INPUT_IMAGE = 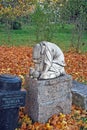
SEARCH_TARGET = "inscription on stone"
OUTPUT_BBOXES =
[0,91,26,109]
[0,96,24,109]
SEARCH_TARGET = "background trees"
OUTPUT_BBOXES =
[0,0,87,52]
[0,0,35,29]
[31,0,57,42]
[60,0,87,51]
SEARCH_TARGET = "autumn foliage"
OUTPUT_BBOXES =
[65,51,87,83]
[0,46,87,84]
[18,105,87,130]
[0,46,87,130]
[0,46,34,84]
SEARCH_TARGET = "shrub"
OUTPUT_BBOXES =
[11,21,22,30]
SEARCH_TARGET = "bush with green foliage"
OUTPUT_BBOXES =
[30,1,56,42]
[11,21,21,30]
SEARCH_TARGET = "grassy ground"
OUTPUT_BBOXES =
[0,23,87,52]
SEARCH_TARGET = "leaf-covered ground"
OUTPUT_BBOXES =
[65,51,87,84]
[0,46,87,83]
[0,46,87,130]
[17,105,87,130]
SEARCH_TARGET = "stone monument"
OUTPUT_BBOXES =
[72,80,87,110]
[25,41,72,123]
[0,74,26,130]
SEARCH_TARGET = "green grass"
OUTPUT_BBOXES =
[0,24,36,46]
[0,23,87,52]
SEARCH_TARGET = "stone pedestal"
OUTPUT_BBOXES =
[25,74,72,123]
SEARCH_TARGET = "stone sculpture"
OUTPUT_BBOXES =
[30,41,66,79]
[25,42,72,123]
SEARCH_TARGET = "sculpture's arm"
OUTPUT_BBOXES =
[42,49,53,73]
[43,63,52,73]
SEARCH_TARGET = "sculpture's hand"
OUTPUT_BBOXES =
[33,71,40,79]
[39,72,47,79]
[29,68,40,79]
[29,67,35,76]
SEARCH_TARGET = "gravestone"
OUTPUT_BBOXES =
[72,80,87,110]
[0,74,26,130]
[25,74,72,123]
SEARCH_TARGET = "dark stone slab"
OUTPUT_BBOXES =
[0,74,26,130]
[72,80,87,110]
[0,108,19,130]
[0,74,21,91]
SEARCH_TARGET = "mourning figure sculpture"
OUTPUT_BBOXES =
[29,41,66,79]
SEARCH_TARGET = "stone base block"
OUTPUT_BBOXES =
[25,74,72,123]
[72,80,87,110]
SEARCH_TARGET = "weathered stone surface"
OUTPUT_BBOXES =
[72,80,87,110]
[25,74,72,123]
